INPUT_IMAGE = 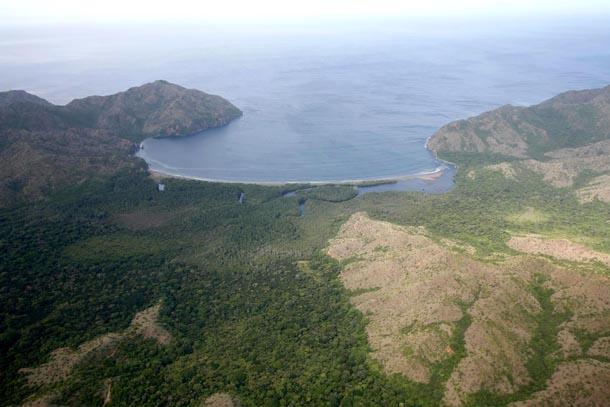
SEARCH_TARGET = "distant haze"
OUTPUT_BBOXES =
[1,7,610,182]
[1,0,610,24]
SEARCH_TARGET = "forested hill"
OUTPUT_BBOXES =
[64,80,242,141]
[0,80,242,139]
[428,84,610,161]
[0,81,241,206]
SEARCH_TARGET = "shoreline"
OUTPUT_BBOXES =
[148,166,450,186]
[144,128,456,187]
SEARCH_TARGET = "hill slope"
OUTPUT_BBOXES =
[428,85,610,160]
[0,81,241,205]
[429,84,610,201]
[3,83,610,407]
[329,212,610,406]
[65,80,242,141]
[0,90,52,107]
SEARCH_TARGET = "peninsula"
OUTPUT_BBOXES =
[0,80,241,205]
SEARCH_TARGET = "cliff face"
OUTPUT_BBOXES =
[0,81,242,205]
[428,85,610,160]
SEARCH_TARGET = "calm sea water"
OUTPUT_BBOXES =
[2,17,610,182]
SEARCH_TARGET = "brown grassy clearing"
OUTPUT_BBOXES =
[126,303,172,345]
[509,359,610,407]
[19,303,170,406]
[201,393,239,407]
[508,235,610,266]
[19,333,121,387]
[577,173,610,203]
[328,213,541,405]
[328,213,610,406]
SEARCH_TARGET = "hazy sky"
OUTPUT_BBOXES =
[1,0,609,24]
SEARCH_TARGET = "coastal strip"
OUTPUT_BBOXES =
[147,166,451,186]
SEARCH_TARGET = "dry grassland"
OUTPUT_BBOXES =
[328,212,610,406]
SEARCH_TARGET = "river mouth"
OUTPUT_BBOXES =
[277,166,456,216]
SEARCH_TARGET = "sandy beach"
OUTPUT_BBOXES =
[148,166,448,186]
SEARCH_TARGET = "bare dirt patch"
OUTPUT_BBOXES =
[510,359,610,407]
[483,162,518,180]
[329,213,610,406]
[19,394,55,407]
[527,153,610,188]
[201,393,239,407]
[521,139,610,188]
[464,139,610,189]
[550,267,610,318]
[577,173,610,203]
[19,333,121,387]
[508,235,610,266]
[467,153,610,190]
[19,303,171,405]
[588,336,610,359]
[440,238,476,255]
[127,303,172,345]
[556,329,583,358]
[102,379,112,406]
[520,159,574,187]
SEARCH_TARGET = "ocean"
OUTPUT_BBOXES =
[2,17,610,182]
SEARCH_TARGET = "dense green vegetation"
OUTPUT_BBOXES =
[0,81,241,205]
[0,166,424,406]
[295,185,358,203]
[3,146,610,406]
[52,255,433,407]
[349,164,610,259]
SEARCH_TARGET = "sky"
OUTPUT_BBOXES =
[1,0,609,24]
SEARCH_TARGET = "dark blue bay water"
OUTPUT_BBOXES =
[2,17,610,183]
